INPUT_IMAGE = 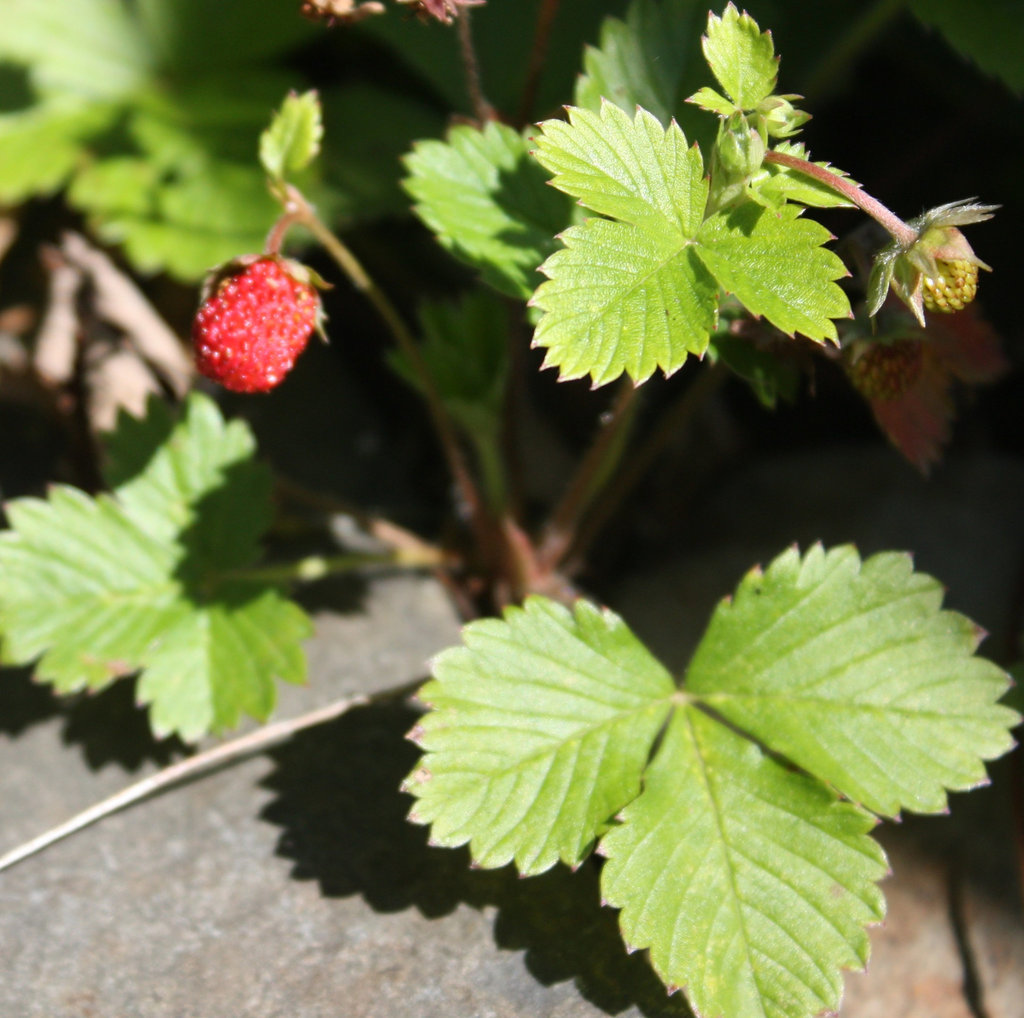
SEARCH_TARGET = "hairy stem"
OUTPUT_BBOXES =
[517,0,562,126]
[457,9,495,122]
[278,187,488,548]
[537,381,639,570]
[569,362,727,569]
[0,680,423,874]
[764,149,918,247]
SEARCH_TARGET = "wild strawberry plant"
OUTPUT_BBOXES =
[0,3,1019,1018]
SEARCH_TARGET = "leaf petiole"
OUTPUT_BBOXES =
[764,148,918,247]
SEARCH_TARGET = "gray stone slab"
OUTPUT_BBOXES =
[2,450,1022,1018]
[0,572,684,1018]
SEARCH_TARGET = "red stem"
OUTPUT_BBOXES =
[517,0,562,126]
[764,149,918,247]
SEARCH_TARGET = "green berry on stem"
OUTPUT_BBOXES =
[192,256,323,394]
[922,257,979,313]
[845,340,924,401]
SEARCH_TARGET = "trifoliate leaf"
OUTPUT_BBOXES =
[695,202,850,343]
[531,104,717,384]
[701,3,779,111]
[574,0,707,128]
[259,90,323,183]
[600,706,887,1018]
[403,597,675,875]
[686,545,1020,816]
[0,393,311,741]
[403,121,573,299]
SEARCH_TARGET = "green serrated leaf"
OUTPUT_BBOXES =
[105,393,273,570]
[259,90,323,182]
[695,202,850,343]
[0,393,311,741]
[531,217,718,385]
[534,103,705,234]
[404,596,675,875]
[574,0,707,127]
[686,545,1020,816]
[403,121,573,299]
[601,705,887,1018]
[702,3,779,110]
[531,104,717,385]
[687,84,738,116]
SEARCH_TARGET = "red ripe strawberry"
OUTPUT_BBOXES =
[192,256,321,393]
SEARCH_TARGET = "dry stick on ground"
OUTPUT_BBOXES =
[0,678,425,875]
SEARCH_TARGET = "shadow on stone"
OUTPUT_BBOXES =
[0,665,61,735]
[0,666,186,771]
[60,675,186,771]
[259,700,692,1018]
[291,570,370,616]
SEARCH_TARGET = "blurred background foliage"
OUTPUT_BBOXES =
[0,0,1022,512]
[1,0,1021,279]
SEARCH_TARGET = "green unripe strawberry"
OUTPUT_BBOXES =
[867,199,996,325]
[845,340,924,401]
[922,258,979,313]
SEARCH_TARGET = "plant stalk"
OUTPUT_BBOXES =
[568,362,727,570]
[537,381,639,570]
[764,149,918,247]
[517,0,562,126]
[457,9,495,122]
[278,186,489,552]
